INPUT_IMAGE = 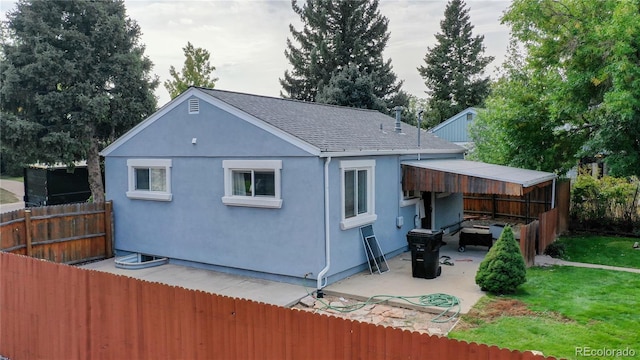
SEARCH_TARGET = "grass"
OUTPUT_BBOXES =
[0,187,19,204]
[555,235,640,269]
[449,266,640,360]
[0,175,23,182]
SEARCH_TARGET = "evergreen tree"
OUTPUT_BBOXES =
[281,0,406,112]
[0,0,158,202]
[418,0,493,123]
[475,226,527,294]
[164,41,218,99]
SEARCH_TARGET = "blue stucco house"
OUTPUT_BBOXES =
[101,88,555,292]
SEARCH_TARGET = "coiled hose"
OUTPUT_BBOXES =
[313,292,460,323]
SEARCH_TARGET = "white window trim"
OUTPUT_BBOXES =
[126,159,172,201]
[400,188,420,207]
[339,160,377,230]
[222,159,283,209]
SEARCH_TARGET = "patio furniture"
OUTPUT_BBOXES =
[458,227,493,252]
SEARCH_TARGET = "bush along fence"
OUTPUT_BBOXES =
[0,252,553,360]
[570,174,640,233]
[0,201,113,264]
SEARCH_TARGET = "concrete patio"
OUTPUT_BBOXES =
[81,230,489,313]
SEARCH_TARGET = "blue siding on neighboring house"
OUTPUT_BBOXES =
[429,108,477,144]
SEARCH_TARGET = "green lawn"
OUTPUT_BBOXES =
[449,267,640,360]
[0,175,23,182]
[556,235,640,269]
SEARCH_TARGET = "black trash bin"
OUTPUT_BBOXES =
[407,229,443,279]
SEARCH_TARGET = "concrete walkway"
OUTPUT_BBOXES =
[0,179,25,214]
[535,254,640,274]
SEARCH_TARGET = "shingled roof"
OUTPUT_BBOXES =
[199,88,464,154]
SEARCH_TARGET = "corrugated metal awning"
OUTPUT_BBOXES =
[402,159,557,196]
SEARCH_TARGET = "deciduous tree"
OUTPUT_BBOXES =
[0,0,158,202]
[473,0,640,177]
[164,41,218,99]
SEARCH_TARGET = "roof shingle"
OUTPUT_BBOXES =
[199,88,464,154]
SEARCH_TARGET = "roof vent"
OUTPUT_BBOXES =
[394,106,403,133]
[188,98,200,114]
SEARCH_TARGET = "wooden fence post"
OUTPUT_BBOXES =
[24,209,33,257]
[104,201,113,258]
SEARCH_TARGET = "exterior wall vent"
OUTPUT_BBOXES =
[188,98,200,114]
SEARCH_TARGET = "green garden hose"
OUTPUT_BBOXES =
[313,292,460,323]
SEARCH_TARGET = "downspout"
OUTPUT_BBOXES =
[417,110,423,161]
[551,178,556,209]
[317,156,332,298]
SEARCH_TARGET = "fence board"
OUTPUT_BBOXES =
[539,208,559,254]
[0,252,555,360]
[520,221,538,267]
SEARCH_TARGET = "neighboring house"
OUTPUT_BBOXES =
[428,107,477,151]
[101,88,555,292]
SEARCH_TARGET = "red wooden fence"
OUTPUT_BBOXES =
[0,252,553,360]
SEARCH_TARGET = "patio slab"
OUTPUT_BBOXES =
[81,232,490,313]
[80,258,310,307]
[324,233,488,314]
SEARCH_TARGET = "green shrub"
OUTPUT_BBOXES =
[475,225,527,294]
[543,242,566,258]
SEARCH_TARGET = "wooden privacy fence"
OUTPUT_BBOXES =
[465,180,570,227]
[0,252,553,360]
[519,208,559,267]
[0,201,113,264]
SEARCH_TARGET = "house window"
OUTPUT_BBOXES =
[466,113,473,121]
[126,159,172,201]
[188,98,200,114]
[222,160,282,208]
[400,188,420,207]
[340,160,376,230]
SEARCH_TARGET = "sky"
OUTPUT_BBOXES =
[1,0,512,107]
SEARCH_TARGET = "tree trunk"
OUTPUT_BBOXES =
[87,138,105,203]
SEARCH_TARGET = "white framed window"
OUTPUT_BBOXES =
[126,159,172,201]
[222,160,282,208]
[340,160,376,230]
[400,188,420,207]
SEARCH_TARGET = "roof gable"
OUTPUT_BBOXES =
[102,87,464,157]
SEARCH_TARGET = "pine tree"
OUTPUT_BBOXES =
[0,0,158,202]
[418,0,493,123]
[281,0,406,112]
[164,42,218,99]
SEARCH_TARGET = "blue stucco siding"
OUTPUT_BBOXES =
[103,93,467,285]
[106,155,326,280]
[323,155,422,281]
[433,192,464,232]
[106,97,314,158]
